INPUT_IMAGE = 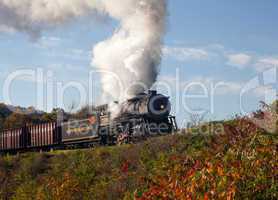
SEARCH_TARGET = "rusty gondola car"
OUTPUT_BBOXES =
[0,90,177,153]
[0,123,60,153]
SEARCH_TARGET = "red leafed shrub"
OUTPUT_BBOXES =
[135,115,277,200]
[121,161,130,173]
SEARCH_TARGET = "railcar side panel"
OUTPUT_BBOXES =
[62,115,99,142]
[0,128,24,151]
[28,123,57,148]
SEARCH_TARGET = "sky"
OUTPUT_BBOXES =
[0,0,277,126]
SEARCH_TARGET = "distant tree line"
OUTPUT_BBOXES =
[0,103,96,131]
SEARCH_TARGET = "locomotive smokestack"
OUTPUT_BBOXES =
[0,0,168,103]
[149,90,157,96]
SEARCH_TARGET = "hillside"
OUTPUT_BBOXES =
[0,103,95,131]
[0,117,277,200]
[0,103,51,130]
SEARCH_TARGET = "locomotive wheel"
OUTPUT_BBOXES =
[88,143,95,149]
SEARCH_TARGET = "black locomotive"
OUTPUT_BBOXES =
[0,90,177,153]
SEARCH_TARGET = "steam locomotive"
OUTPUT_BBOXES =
[0,90,177,153]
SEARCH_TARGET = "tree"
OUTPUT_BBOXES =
[4,113,26,129]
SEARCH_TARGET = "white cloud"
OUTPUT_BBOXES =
[33,35,90,61]
[253,86,272,97]
[157,74,243,96]
[46,63,87,72]
[163,46,209,61]
[226,53,252,68]
[260,57,278,66]
[186,77,275,98]
[68,49,91,60]
[45,48,91,61]
[213,81,243,95]
[36,36,61,49]
[187,77,243,95]
[157,72,277,101]
[255,57,278,71]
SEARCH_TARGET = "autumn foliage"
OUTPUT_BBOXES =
[136,119,277,200]
[0,110,277,199]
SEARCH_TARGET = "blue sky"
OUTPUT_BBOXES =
[0,0,277,125]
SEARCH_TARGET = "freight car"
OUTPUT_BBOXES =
[0,90,177,153]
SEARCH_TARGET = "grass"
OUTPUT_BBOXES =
[0,118,277,200]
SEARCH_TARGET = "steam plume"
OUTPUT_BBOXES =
[0,0,167,102]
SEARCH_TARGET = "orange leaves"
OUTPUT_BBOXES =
[226,185,236,200]
[205,161,213,174]
[138,120,277,200]
[185,168,196,179]
[136,186,167,200]
[45,172,82,200]
[204,193,209,200]
[217,165,224,176]
[230,172,240,180]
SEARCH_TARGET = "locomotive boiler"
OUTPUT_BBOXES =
[118,90,171,118]
[0,90,177,153]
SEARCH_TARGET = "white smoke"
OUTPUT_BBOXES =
[0,0,100,37]
[0,0,167,102]
[92,0,167,102]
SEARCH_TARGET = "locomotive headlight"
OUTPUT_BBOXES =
[148,94,171,117]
